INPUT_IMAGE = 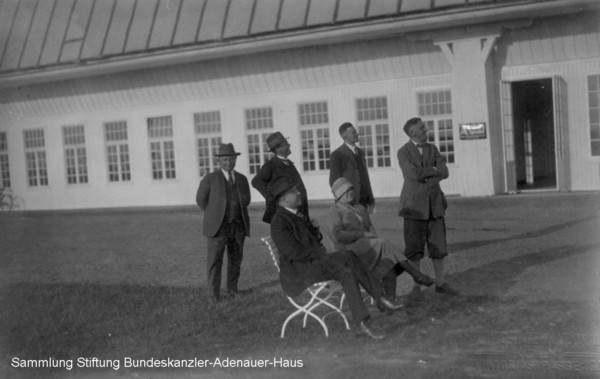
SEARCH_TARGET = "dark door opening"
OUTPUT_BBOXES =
[511,79,557,190]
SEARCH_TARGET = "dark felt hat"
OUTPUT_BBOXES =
[214,143,241,157]
[266,132,289,152]
[268,176,297,201]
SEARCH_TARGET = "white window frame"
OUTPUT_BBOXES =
[0,132,10,188]
[104,120,131,183]
[23,129,48,187]
[298,101,331,172]
[587,74,600,157]
[194,111,222,177]
[147,116,176,180]
[245,107,274,175]
[417,89,455,165]
[63,125,89,185]
[355,96,391,168]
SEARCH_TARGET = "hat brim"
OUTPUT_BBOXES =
[214,152,241,157]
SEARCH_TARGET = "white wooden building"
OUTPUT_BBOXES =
[0,0,599,210]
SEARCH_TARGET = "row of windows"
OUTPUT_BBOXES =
[0,92,457,188]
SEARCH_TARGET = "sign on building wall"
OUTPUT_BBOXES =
[459,122,487,140]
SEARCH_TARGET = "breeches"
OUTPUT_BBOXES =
[403,217,448,260]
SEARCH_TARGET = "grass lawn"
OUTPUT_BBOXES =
[1,192,600,378]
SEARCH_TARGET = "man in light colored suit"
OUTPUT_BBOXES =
[196,143,251,301]
[329,122,375,214]
[397,118,459,296]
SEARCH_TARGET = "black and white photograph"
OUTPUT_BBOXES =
[1,0,599,378]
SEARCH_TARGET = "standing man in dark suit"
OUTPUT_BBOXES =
[251,131,309,224]
[269,176,403,340]
[397,118,458,296]
[196,143,251,302]
[329,122,375,214]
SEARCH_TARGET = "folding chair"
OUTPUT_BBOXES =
[261,236,350,338]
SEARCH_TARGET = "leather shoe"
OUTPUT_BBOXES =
[435,282,460,296]
[356,320,385,340]
[398,261,435,287]
[376,296,404,312]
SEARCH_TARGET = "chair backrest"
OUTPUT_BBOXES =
[261,236,281,273]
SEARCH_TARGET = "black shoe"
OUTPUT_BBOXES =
[435,283,460,296]
[399,261,435,287]
[376,296,404,313]
[355,320,385,340]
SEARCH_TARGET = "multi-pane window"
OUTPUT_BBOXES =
[246,107,274,174]
[418,90,455,164]
[63,125,89,184]
[104,121,131,182]
[356,96,391,168]
[195,111,222,177]
[298,102,330,171]
[148,116,176,180]
[23,129,48,186]
[588,74,600,156]
[0,132,10,188]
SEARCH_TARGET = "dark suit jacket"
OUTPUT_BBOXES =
[329,144,374,207]
[397,142,448,220]
[196,170,251,237]
[270,206,328,297]
[251,156,308,223]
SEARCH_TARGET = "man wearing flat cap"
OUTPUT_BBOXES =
[196,143,251,301]
[252,131,309,224]
[270,176,404,340]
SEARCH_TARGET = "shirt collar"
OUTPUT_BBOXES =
[221,169,234,181]
[283,206,297,215]
[345,143,357,153]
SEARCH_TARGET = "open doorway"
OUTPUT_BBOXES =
[511,79,556,190]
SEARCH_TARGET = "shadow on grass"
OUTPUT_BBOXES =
[447,215,599,253]
[1,242,599,378]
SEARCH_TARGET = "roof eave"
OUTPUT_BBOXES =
[0,0,596,89]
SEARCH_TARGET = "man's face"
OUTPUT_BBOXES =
[342,126,359,144]
[409,122,428,144]
[276,140,291,157]
[338,188,355,204]
[280,186,302,208]
[218,156,237,172]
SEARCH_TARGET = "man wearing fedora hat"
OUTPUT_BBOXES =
[269,176,404,340]
[196,143,251,301]
[251,131,309,224]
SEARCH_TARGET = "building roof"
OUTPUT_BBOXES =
[0,0,597,87]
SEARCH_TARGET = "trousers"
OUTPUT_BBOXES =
[206,219,245,299]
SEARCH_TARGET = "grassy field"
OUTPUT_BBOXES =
[1,192,600,378]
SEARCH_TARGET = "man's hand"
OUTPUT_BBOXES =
[363,232,377,238]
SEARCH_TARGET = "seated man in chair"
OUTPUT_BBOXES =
[270,177,403,340]
[325,178,435,300]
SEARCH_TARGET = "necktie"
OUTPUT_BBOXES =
[228,172,234,185]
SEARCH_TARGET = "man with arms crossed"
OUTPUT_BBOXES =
[397,118,459,297]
